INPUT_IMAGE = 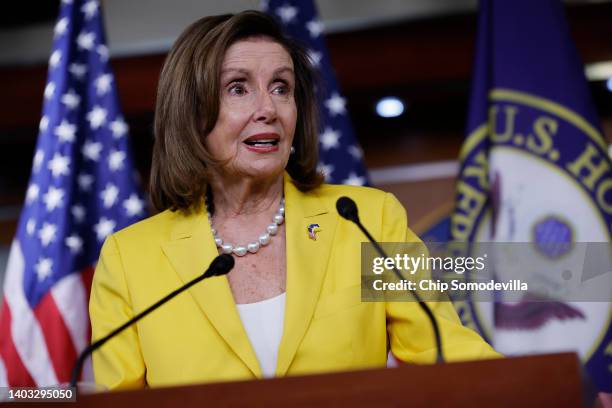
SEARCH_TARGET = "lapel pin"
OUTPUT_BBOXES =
[307,223,321,240]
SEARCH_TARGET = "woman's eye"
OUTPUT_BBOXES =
[272,85,289,95]
[228,84,246,95]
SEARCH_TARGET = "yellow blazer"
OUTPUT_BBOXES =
[90,173,499,389]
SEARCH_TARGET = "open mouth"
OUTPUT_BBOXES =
[243,139,279,147]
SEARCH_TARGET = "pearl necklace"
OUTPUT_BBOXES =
[207,198,285,257]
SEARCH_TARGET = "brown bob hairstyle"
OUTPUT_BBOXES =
[150,10,324,212]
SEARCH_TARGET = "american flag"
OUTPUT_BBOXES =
[0,0,146,386]
[263,0,370,185]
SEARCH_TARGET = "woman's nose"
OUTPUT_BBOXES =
[253,91,277,123]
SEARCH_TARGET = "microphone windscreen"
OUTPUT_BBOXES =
[336,196,359,223]
[210,254,235,276]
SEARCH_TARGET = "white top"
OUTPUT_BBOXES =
[236,292,286,378]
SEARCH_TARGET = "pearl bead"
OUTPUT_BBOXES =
[206,196,284,256]
[233,246,247,257]
[267,223,278,235]
[259,233,270,246]
[247,242,260,253]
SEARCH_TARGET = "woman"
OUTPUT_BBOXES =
[89,10,499,390]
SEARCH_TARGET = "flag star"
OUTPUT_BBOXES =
[307,49,322,67]
[108,149,126,171]
[54,17,68,37]
[81,0,99,19]
[86,105,107,129]
[49,50,62,69]
[324,92,347,116]
[61,89,81,110]
[123,194,144,217]
[44,82,56,100]
[96,44,109,62]
[77,31,96,50]
[33,150,44,172]
[306,19,324,38]
[348,145,364,160]
[100,183,120,208]
[69,63,87,80]
[47,153,71,177]
[110,118,128,138]
[94,217,116,241]
[276,4,298,24]
[26,184,40,203]
[38,222,58,247]
[78,174,94,191]
[35,258,53,282]
[39,116,49,133]
[26,219,36,235]
[94,73,113,96]
[71,205,86,222]
[82,140,103,161]
[43,186,65,211]
[343,172,366,186]
[320,127,340,150]
[317,163,334,181]
[54,119,77,143]
[65,234,83,254]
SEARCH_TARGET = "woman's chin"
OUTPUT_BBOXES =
[235,164,286,182]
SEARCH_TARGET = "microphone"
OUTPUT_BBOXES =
[70,254,235,388]
[336,196,445,363]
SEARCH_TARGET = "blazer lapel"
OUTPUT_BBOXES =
[160,210,261,377]
[276,174,338,375]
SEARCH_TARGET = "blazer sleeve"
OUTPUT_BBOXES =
[89,234,146,390]
[381,193,501,363]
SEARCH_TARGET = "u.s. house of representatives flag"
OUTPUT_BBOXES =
[263,0,370,186]
[451,0,611,391]
[0,0,146,386]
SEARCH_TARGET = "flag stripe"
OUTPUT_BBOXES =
[81,266,95,307]
[0,300,35,386]
[34,293,78,383]
[80,268,95,383]
[3,242,58,385]
[52,272,90,353]
[0,349,7,386]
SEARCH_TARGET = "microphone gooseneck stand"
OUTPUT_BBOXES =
[336,196,444,363]
[70,254,235,388]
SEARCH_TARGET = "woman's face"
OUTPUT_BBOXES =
[205,36,297,183]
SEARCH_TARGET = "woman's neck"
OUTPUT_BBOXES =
[208,172,284,218]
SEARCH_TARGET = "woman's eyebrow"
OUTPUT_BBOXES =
[221,67,250,77]
[220,66,294,78]
[273,67,294,76]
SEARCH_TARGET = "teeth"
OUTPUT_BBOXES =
[245,139,278,146]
